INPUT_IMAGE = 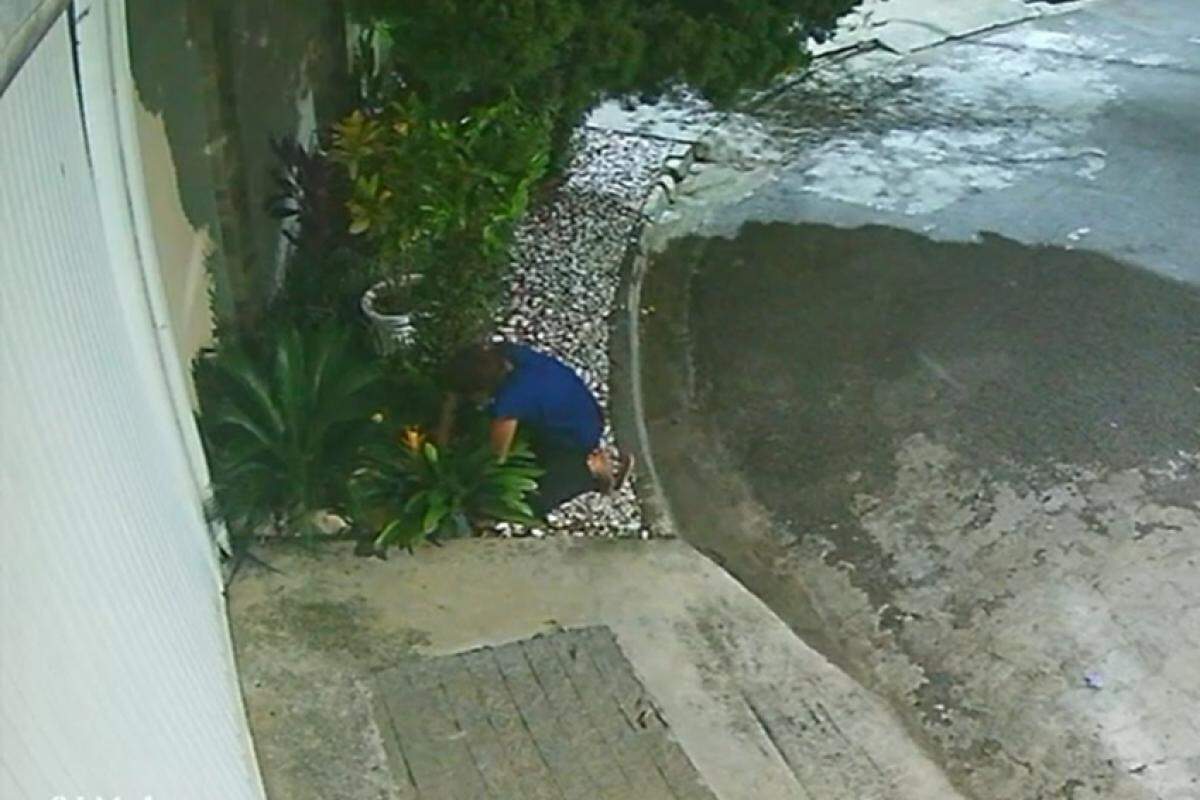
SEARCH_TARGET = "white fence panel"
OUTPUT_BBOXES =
[0,17,262,800]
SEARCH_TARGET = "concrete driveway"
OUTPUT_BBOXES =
[637,1,1200,798]
[228,539,961,800]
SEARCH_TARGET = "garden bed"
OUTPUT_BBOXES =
[193,2,859,554]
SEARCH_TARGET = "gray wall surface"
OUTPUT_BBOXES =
[0,0,68,95]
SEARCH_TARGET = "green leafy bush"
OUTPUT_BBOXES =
[264,136,373,327]
[194,325,387,540]
[350,430,543,551]
[348,0,863,163]
[331,92,550,363]
[404,239,507,367]
[331,93,550,276]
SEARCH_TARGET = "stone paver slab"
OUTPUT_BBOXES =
[371,627,716,800]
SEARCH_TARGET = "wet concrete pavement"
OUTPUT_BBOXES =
[691,225,1200,503]
[635,0,1200,798]
[653,0,1200,283]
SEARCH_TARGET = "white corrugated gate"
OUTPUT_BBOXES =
[0,7,263,799]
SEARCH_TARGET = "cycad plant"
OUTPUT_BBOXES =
[194,325,386,541]
[350,427,543,552]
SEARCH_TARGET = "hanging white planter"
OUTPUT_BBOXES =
[361,274,423,353]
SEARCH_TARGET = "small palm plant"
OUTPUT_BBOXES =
[350,427,543,552]
[194,325,386,541]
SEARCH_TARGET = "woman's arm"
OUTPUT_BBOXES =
[489,417,519,463]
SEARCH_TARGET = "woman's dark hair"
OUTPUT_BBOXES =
[446,343,508,396]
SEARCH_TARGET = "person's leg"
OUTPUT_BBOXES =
[528,440,601,518]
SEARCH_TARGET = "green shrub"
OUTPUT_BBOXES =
[376,355,444,429]
[347,0,863,164]
[331,92,551,363]
[404,240,507,367]
[194,324,387,540]
[331,93,550,277]
[350,430,543,551]
[264,136,372,327]
[267,135,353,259]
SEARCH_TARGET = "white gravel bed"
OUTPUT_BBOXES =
[493,129,676,538]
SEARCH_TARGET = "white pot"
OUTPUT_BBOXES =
[361,276,421,353]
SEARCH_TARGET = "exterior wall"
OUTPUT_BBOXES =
[124,0,230,395]
[133,103,217,405]
[123,0,347,389]
[125,0,346,336]
[0,0,67,93]
[0,11,262,799]
[0,0,47,44]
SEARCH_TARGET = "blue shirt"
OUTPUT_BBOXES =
[490,344,603,451]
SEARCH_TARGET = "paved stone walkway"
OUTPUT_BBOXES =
[371,627,717,800]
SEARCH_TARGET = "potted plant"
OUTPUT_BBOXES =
[331,93,550,354]
[359,269,424,354]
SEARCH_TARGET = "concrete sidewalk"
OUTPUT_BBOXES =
[228,538,964,799]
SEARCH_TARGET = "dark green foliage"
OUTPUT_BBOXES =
[331,93,551,272]
[193,323,538,550]
[267,135,352,257]
[270,245,374,329]
[407,240,508,368]
[331,92,551,363]
[264,136,374,328]
[347,24,405,116]
[348,0,862,163]
[194,324,388,540]
[350,434,544,551]
[376,356,444,430]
